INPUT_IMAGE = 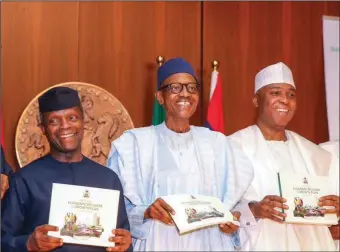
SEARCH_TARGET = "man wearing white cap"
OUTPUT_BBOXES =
[230,62,339,251]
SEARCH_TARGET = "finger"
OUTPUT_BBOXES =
[282,204,289,210]
[268,214,285,223]
[158,198,175,215]
[107,247,118,252]
[150,201,174,224]
[219,223,238,234]
[264,195,287,203]
[156,214,174,225]
[39,234,63,246]
[321,208,338,214]
[269,208,287,218]
[109,236,124,244]
[147,204,161,220]
[268,201,289,210]
[219,225,233,234]
[36,240,63,251]
[221,222,239,230]
[319,195,339,202]
[154,203,174,224]
[37,224,59,233]
[156,201,174,221]
[45,235,64,244]
[231,211,241,221]
[111,229,130,236]
[37,243,62,251]
[152,203,172,221]
[318,200,338,207]
[107,244,130,252]
[110,229,131,245]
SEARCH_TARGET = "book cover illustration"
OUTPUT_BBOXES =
[48,183,120,247]
[59,211,104,239]
[185,205,224,224]
[293,195,325,219]
[278,172,338,225]
[162,194,239,235]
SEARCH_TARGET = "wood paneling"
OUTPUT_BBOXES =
[77,2,202,128]
[203,1,340,143]
[1,1,201,169]
[1,1,339,169]
[1,2,79,169]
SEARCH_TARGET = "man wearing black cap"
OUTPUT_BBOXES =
[107,58,254,251]
[1,87,132,252]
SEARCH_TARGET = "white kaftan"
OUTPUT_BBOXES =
[230,125,336,251]
[107,123,254,251]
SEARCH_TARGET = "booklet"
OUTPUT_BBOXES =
[278,172,338,225]
[48,183,120,248]
[161,194,239,235]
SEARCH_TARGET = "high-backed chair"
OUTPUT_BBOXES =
[15,82,134,167]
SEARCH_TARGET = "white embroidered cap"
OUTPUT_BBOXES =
[254,62,295,93]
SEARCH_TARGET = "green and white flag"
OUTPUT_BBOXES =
[152,99,165,125]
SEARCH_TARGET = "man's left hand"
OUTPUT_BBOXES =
[219,211,240,235]
[329,224,340,240]
[318,195,340,216]
[106,229,132,252]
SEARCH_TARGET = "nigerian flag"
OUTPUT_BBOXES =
[152,99,165,125]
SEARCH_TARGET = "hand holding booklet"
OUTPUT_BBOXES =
[161,194,239,234]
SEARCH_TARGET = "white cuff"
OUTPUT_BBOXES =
[233,200,258,228]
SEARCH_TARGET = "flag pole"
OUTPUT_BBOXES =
[152,56,166,125]
[209,60,220,100]
[211,60,219,72]
[156,56,165,67]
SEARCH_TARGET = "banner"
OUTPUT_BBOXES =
[323,16,339,141]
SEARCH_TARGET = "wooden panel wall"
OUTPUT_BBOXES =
[1,2,79,169]
[77,2,201,129]
[1,1,339,170]
[1,1,201,169]
[203,1,340,142]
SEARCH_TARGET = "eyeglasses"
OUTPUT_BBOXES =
[158,82,200,94]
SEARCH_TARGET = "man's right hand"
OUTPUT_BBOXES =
[1,174,9,200]
[26,224,63,251]
[144,198,175,225]
[249,195,288,223]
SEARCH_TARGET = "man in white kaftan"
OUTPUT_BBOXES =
[231,62,339,251]
[107,58,254,251]
[108,123,253,251]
